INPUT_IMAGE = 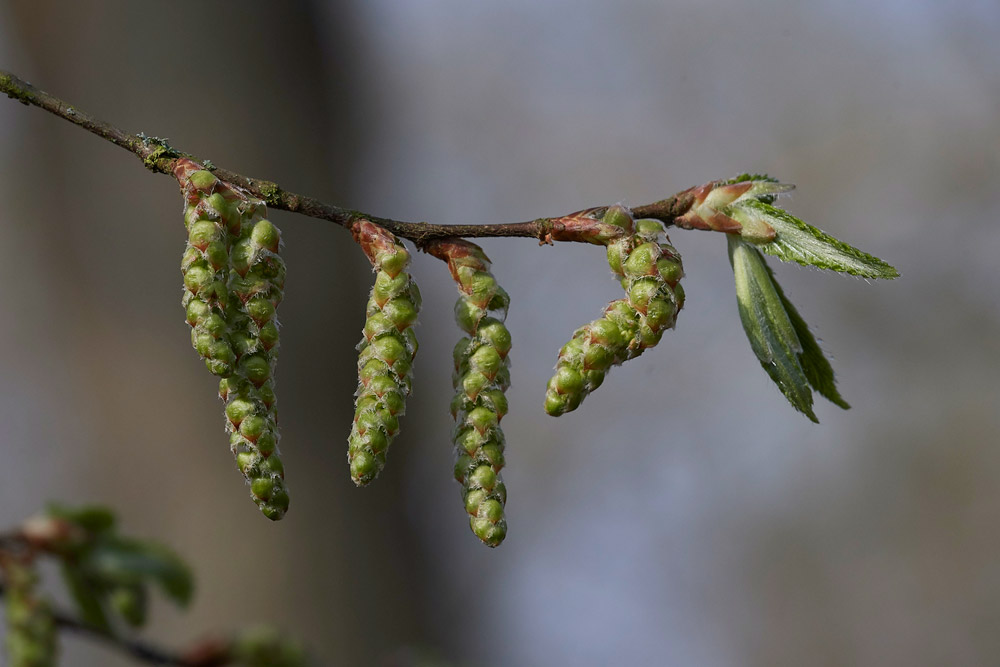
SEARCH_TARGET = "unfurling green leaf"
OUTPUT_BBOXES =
[60,563,111,632]
[728,199,898,279]
[45,504,116,536]
[87,537,193,607]
[764,261,850,410]
[730,235,839,422]
[673,175,896,278]
[49,505,194,631]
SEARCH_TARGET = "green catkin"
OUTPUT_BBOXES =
[545,205,684,416]
[175,159,289,520]
[428,239,511,547]
[2,560,57,667]
[222,212,289,520]
[179,164,240,377]
[348,221,421,486]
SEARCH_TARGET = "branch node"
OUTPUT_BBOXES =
[138,134,181,173]
[536,218,556,245]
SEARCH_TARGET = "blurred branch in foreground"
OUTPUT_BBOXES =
[0,505,308,667]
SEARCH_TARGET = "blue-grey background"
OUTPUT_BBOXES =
[1,2,998,665]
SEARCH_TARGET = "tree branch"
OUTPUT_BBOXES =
[48,604,230,667]
[0,580,229,666]
[0,530,231,667]
[0,69,697,245]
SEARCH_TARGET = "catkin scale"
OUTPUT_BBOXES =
[428,238,512,547]
[545,205,684,416]
[175,159,289,520]
[348,221,421,486]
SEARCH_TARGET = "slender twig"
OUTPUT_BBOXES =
[0,69,697,246]
[51,604,229,667]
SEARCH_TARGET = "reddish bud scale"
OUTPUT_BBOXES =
[673,178,792,240]
[427,238,511,547]
[544,207,628,245]
[176,159,289,521]
[348,222,420,486]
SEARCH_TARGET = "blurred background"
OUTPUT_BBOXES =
[1,1,998,665]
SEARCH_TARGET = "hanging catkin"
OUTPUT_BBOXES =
[347,220,421,486]
[427,238,512,547]
[175,159,289,520]
[545,205,684,415]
